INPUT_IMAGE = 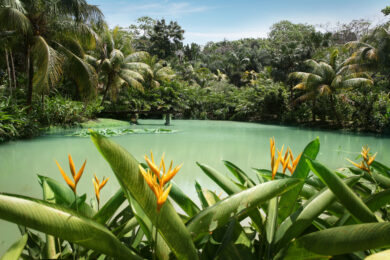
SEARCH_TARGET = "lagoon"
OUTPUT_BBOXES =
[0,119,389,253]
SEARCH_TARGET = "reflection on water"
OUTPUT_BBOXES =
[0,120,389,252]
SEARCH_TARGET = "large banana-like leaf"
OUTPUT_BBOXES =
[274,176,360,252]
[307,159,377,223]
[170,182,200,217]
[38,175,95,218]
[0,193,141,260]
[0,234,27,260]
[186,178,301,239]
[90,132,198,260]
[278,138,320,222]
[196,163,242,195]
[197,162,264,232]
[92,188,125,225]
[366,249,390,260]
[223,160,256,188]
[278,222,390,258]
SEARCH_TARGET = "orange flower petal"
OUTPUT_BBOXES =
[162,163,183,184]
[68,154,76,178]
[100,177,109,190]
[56,160,75,192]
[347,159,363,169]
[74,160,86,185]
[145,156,160,176]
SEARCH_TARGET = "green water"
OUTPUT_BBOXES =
[0,119,389,253]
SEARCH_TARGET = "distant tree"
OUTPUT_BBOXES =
[149,19,184,59]
[268,20,331,82]
[290,49,373,122]
[327,19,373,44]
[90,28,152,105]
[184,43,202,62]
[129,16,155,51]
[344,25,390,81]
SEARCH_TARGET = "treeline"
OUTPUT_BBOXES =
[1,1,390,141]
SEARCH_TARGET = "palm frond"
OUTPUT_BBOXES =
[318,84,331,95]
[123,62,153,77]
[342,78,373,89]
[289,72,311,81]
[58,43,98,100]
[32,36,63,94]
[109,49,124,67]
[0,0,25,12]
[119,70,144,91]
[293,82,306,90]
[119,69,144,82]
[125,51,150,63]
[155,66,174,81]
[294,91,316,103]
[58,0,104,24]
[0,7,31,34]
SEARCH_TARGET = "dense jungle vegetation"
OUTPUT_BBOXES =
[1,0,390,142]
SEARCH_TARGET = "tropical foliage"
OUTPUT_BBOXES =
[0,135,390,259]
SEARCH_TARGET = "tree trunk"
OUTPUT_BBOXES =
[41,93,45,111]
[100,74,112,106]
[27,46,34,110]
[312,99,316,122]
[5,49,12,93]
[10,49,17,89]
[330,94,341,126]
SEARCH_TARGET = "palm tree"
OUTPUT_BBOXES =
[344,25,390,79]
[139,54,175,88]
[0,0,103,106]
[90,27,152,106]
[289,49,373,122]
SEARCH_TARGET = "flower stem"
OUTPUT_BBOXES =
[153,214,159,260]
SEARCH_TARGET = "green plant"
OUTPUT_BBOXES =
[1,135,390,259]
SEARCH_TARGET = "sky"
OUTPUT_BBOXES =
[88,0,389,44]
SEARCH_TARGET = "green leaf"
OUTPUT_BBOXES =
[371,161,390,177]
[197,163,242,194]
[93,188,126,225]
[366,249,390,260]
[90,132,198,259]
[274,176,360,252]
[265,197,278,257]
[169,182,200,217]
[186,178,301,240]
[223,160,256,187]
[278,138,320,222]
[38,175,95,218]
[307,159,377,223]
[129,195,171,260]
[0,234,28,260]
[195,181,210,209]
[198,163,264,233]
[280,222,390,257]
[0,193,141,259]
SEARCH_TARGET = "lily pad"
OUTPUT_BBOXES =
[69,128,178,137]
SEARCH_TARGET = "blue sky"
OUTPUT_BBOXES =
[89,0,389,44]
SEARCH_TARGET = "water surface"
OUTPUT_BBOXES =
[0,120,389,253]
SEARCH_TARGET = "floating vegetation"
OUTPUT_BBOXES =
[70,128,177,137]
